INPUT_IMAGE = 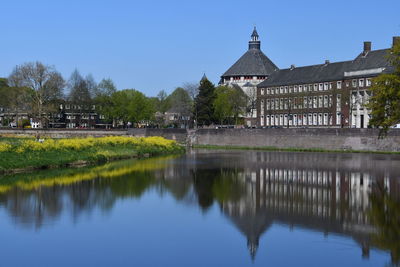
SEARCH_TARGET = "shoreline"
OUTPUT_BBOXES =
[193,144,400,155]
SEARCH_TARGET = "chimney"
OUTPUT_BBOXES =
[325,60,330,65]
[290,64,295,70]
[393,36,400,47]
[363,41,371,55]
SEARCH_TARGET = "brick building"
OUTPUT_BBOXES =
[257,37,399,128]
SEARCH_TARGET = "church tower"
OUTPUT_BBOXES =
[220,27,278,127]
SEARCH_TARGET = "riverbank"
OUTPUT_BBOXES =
[0,136,184,175]
[193,144,400,154]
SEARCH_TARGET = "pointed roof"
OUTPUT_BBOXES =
[222,49,278,77]
[251,27,259,39]
[222,28,278,77]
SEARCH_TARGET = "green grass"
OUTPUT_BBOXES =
[0,138,184,174]
[193,144,400,155]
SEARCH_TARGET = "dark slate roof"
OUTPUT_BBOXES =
[258,48,393,88]
[349,49,391,71]
[258,61,352,87]
[222,49,278,77]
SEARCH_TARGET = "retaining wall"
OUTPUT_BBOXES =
[192,128,400,152]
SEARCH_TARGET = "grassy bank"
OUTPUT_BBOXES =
[193,144,400,155]
[0,136,184,174]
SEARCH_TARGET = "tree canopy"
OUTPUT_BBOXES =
[213,86,247,125]
[368,42,400,135]
[8,61,64,125]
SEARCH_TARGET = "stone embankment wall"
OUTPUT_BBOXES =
[2,128,400,152]
[192,128,400,152]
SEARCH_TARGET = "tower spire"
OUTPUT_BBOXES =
[249,26,261,50]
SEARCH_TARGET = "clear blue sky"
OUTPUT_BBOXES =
[1,0,399,96]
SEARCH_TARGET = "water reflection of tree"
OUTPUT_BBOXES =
[193,168,246,211]
[369,185,400,266]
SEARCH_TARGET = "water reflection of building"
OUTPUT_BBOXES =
[0,152,399,263]
[217,152,400,260]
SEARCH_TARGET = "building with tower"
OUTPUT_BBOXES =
[220,27,278,127]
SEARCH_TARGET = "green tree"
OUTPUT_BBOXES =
[166,87,193,127]
[109,89,155,127]
[213,86,247,125]
[213,86,233,125]
[194,76,216,126]
[368,42,400,135]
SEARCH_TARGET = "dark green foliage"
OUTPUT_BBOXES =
[368,42,400,135]
[194,76,216,126]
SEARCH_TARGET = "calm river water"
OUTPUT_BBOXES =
[0,150,399,267]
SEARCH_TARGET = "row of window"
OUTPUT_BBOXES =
[260,113,338,127]
[228,76,266,82]
[66,115,105,120]
[260,78,372,96]
[260,95,336,112]
[61,104,96,110]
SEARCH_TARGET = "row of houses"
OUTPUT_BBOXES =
[220,27,399,128]
[0,103,187,129]
[0,104,111,129]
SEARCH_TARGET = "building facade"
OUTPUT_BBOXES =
[220,27,278,127]
[257,37,399,128]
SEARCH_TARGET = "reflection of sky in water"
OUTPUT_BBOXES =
[0,150,398,267]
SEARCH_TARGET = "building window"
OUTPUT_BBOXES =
[329,95,332,108]
[313,96,317,108]
[286,86,289,94]
[314,84,318,91]
[337,94,341,112]
[324,83,329,91]
[318,96,323,108]
[336,113,341,125]
[324,95,328,107]
[329,82,333,90]
[294,85,298,93]
[352,80,357,88]
[299,85,303,92]
[319,83,323,91]
[324,113,328,125]
[318,113,323,125]
[261,88,265,95]
[280,87,284,94]
[337,81,342,89]
[366,78,372,87]
[359,79,364,87]
[66,105,70,109]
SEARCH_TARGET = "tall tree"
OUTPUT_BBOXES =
[8,62,64,126]
[166,87,193,127]
[68,69,91,103]
[95,78,117,98]
[368,41,400,135]
[194,76,216,126]
[157,90,170,113]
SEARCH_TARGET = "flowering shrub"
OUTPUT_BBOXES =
[0,143,12,152]
[0,136,180,153]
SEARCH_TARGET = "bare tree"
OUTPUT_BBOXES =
[8,62,65,127]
